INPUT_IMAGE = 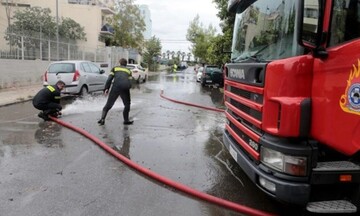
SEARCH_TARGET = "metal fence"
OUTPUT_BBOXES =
[0,30,128,65]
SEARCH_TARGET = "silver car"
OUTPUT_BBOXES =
[43,60,108,96]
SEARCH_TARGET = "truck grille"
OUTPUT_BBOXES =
[229,98,262,121]
[224,80,264,160]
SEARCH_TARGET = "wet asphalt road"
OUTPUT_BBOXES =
[0,68,299,216]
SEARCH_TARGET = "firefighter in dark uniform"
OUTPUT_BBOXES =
[33,80,65,121]
[98,58,134,125]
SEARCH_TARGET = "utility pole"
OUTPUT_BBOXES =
[56,0,59,60]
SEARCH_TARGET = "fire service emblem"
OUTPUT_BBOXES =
[340,60,360,115]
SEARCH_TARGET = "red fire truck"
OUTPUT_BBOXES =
[223,0,360,213]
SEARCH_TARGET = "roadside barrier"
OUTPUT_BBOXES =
[49,91,277,216]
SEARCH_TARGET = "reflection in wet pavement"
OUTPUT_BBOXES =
[113,128,131,158]
[34,122,63,148]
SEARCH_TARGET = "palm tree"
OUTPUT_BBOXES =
[181,52,186,61]
[187,52,192,61]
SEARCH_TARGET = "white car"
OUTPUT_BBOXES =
[126,64,148,83]
[43,60,107,96]
[196,67,204,82]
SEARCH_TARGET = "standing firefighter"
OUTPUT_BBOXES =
[98,58,134,125]
[33,80,65,121]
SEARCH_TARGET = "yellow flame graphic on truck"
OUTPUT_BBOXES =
[339,59,360,116]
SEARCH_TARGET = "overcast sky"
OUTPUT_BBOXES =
[134,0,221,54]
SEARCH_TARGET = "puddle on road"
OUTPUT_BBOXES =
[34,122,63,148]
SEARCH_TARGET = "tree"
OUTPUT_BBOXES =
[186,15,216,63]
[4,0,22,52]
[59,17,86,41]
[176,51,181,59]
[187,52,192,61]
[4,6,86,60]
[181,52,186,61]
[4,7,86,48]
[4,7,55,59]
[185,0,235,65]
[143,36,162,71]
[108,0,146,51]
[206,33,231,66]
[3,0,19,40]
[209,0,235,64]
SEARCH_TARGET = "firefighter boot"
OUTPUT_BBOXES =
[123,111,133,125]
[38,111,50,121]
[123,120,133,125]
[97,110,108,126]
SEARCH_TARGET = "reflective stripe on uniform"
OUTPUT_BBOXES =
[47,85,56,92]
[113,66,132,79]
[114,67,131,75]
[54,96,61,99]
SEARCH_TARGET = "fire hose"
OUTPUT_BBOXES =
[49,91,277,216]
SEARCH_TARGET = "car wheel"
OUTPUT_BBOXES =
[136,76,141,84]
[143,75,147,83]
[80,86,89,97]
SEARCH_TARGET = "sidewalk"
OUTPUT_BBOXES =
[0,84,42,107]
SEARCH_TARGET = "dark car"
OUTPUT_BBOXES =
[200,65,223,87]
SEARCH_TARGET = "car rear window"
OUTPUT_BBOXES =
[206,67,220,73]
[48,63,75,73]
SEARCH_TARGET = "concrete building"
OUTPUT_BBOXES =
[0,0,115,51]
[139,4,152,40]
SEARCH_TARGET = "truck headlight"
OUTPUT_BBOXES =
[260,147,307,176]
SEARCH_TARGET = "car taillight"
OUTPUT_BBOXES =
[73,70,80,81]
[44,71,48,82]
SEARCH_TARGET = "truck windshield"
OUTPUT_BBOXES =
[231,0,303,62]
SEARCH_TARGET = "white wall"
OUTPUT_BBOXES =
[0,59,49,89]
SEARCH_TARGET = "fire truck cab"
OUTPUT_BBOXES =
[223,0,360,213]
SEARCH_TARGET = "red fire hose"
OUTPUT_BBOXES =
[160,90,225,112]
[49,91,277,216]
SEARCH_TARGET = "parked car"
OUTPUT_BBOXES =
[126,64,148,83]
[178,61,188,70]
[196,67,204,82]
[200,65,224,87]
[43,60,107,96]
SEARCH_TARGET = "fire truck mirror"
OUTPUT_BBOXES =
[299,0,321,48]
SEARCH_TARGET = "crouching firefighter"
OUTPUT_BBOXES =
[98,58,134,125]
[33,80,65,121]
